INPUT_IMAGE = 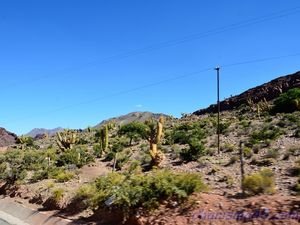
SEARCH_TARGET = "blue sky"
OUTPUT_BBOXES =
[1,0,300,135]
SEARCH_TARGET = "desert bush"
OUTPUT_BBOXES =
[115,149,132,170]
[272,88,300,113]
[250,126,282,145]
[78,170,207,213]
[171,122,205,145]
[239,120,251,128]
[52,170,75,182]
[0,150,28,183]
[52,188,64,202]
[56,147,94,168]
[180,139,206,162]
[93,143,102,157]
[264,149,280,159]
[16,136,34,147]
[31,166,71,183]
[242,169,276,195]
[251,158,275,167]
[222,143,236,153]
[219,121,231,134]
[31,169,49,182]
[243,147,253,158]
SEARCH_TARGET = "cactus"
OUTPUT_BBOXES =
[146,116,165,167]
[101,125,109,152]
[247,98,256,112]
[247,98,270,116]
[16,136,34,149]
[56,130,77,152]
[95,125,109,156]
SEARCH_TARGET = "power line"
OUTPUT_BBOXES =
[2,52,300,125]
[1,6,300,89]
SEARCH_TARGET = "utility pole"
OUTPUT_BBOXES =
[239,141,245,195]
[215,66,221,154]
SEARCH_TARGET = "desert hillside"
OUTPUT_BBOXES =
[1,72,300,225]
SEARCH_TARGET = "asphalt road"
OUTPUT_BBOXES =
[0,219,10,225]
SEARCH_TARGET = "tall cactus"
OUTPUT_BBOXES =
[95,125,109,156]
[146,116,165,167]
[56,130,77,152]
[101,125,109,152]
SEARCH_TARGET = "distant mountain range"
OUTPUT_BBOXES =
[94,111,169,128]
[25,127,64,138]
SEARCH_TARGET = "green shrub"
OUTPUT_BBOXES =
[16,136,34,147]
[171,122,205,145]
[219,122,231,134]
[31,167,73,183]
[31,170,49,182]
[222,143,236,153]
[264,149,280,159]
[240,120,251,128]
[273,88,300,113]
[250,126,282,145]
[78,170,207,212]
[242,169,276,195]
[52,170,75,182]
[243,147,253,158]
[93,143,102,157]
[180,139,206,162]
[56,148,94,168]
[52,188,64,202]
[115,149,132,170]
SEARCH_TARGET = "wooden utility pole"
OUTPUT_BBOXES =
[215,67,221,154]
[239,141,245,194]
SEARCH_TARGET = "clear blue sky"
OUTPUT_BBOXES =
[1,0,300,135]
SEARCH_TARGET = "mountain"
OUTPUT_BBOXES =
[0,127,17,147]
[25,127,64,138]
[193,70,300,115]
[94,111,169,128]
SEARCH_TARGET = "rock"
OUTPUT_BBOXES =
[218,202,224,209]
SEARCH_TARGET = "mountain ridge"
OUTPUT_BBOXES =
[94,111,170,128]
[0,127,17,147]
[193,70,300,115]
[25,127,64,138]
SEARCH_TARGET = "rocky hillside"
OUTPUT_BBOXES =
[95,111,169,128]
[25,127,64,138]
[194,71,300,115]
[0,128,17,147]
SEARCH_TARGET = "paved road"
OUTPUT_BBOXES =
[0,219,10,225]
[0,211,29,225]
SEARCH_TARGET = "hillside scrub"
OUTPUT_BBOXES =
[273,88,300,113]
[75,170,207,213]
